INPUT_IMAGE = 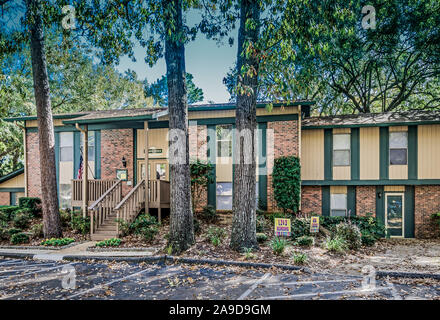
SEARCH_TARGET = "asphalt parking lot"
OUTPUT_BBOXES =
[0,258,438,300]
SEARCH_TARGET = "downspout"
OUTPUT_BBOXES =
[298,105,302,212]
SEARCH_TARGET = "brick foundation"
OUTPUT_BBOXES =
[301,186,321,215]
[0,192,10,206]
[415,185,440,238]
[101,129,134,196]
[267,120,299,212]
[356,186,376,217]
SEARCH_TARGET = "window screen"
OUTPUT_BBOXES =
[216,125,232,158]
[80,131,96,160]
[333,134,350,166]
[330,193,347,217]
[389,132,407,165]
[59,132,73,162]
[216,182,232,210]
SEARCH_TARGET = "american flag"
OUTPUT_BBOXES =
[77,154,84,179]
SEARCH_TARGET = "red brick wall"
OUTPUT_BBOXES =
[0,192,10,206]
[267,120,299,211]
[101,129,134,196]
[189,125,208,211]
[356,186,376,217]
[415,185,440,238]
[301,186,321,216]
[26,131,42,198]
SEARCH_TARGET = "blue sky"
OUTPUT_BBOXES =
[116,17,238,104]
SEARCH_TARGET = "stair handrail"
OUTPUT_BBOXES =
[114,179,145,211]
[114,179,145,235]
[88,180,122,211]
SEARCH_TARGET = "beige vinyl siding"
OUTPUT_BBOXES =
[333,167,350,180]
[301,129,324,180]
[389,165,408,179]
[418,124,440,179]
[137,128,169,159]
[333,128,351,134]
[330,186,347,194]
[216,157,233,182]
[26,119,65,127]
[360,127,380,180]
[389,126,408,132]
[384,185,405,192]
[0,173,24,188]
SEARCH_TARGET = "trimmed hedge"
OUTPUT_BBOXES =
[18,197,41,213]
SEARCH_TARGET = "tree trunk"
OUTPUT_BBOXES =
[26,0,62,238]
[164,0,194,253]
[230,0,260,252]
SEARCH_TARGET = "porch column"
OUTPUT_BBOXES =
[144,121,149,214]
[76,123,88,218]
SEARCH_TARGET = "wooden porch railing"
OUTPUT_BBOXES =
[88,180,122,236]
[114,180,146,236]
[148,180,170,222]
[71,179,118,207]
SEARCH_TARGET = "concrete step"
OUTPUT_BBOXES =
[91,233,118,241]
[98,225,117,231]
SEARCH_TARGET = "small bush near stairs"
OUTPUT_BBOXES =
[117,214,159,242]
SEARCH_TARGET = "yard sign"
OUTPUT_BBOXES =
[274,218,291,237]
[310,216,320,233]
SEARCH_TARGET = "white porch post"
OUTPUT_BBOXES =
[144,121,149,214]
[76,123,88,218]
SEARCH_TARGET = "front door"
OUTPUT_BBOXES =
[385,193,404,237]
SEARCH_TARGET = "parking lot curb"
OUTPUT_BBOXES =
[376,270,440,280]
[2,251,440,280]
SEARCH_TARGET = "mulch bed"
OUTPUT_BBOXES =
[116,213,440,276]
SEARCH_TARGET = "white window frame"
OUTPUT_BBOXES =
[216,125,233,158]
[332,133,351,166]
[330,193,347,217]
[59,132,73,162]
[389,131,408,166]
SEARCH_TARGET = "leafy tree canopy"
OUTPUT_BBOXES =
[144,73,204,106]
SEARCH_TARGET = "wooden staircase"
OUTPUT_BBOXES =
[88,180,146,241]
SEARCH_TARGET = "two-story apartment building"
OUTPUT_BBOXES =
[4,105,440,239]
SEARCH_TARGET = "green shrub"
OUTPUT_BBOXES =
[324,237,348,253]
[271,237,288,255]
[7,227,21,237]
[31,223,44,239]
[256,233,268,243]
[243,248,255,260]
[18,197,41,214]
[96,238,121,247]
[207,226,226,246]
[335,222,362,250]
[10,233,30,245]
[295,235,314,247]
[12,212,32,229]
[41,238,75,246]
[59,210,71,228]
[292,252,308,265]
[431,212,440,235]
[0,222,9,240]
[361,232,376,246]
[0,206,19,222]
[200,205,218,222]
[272,156,301,214]
[320,215,385,241]
[128,214,159,242]
[70,214,90,235]
[291,218,310,240]
[190,159,214,213]
[256,215,267,233]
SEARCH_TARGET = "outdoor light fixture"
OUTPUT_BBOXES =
[378,191,382,199]
[122,156,127,168]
